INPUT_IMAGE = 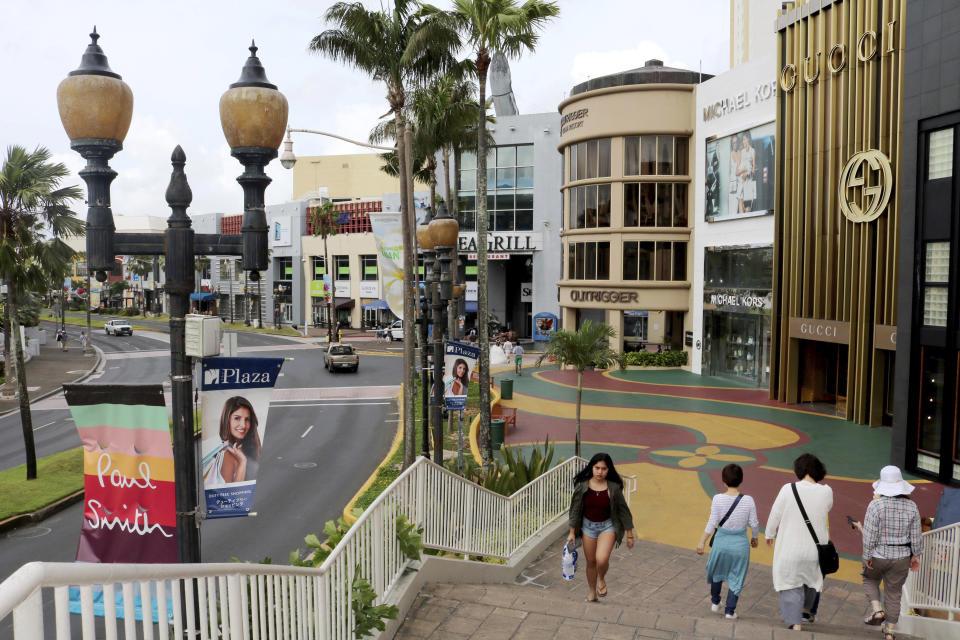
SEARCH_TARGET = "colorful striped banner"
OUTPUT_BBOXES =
[64,384,177,564]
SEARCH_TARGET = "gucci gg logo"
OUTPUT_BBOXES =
[838,150,893,223]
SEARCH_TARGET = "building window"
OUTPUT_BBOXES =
[312,256,326,280]
[624,182,688,227]
[334,255,350,280]
[569,138,612,181]
[923,241,950,326]
[459,144,534,232]
[276,257,292,281]
[704,246,773,289]
[623,241,686,281]
[918,346,947,454]
[568,241,610,280]
[569,185,611,228]
[361,255,378,281]
[929,128,954,180]
[219,259,235,280]
[625,135,690,176]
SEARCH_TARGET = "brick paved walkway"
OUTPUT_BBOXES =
[395,537,915,640]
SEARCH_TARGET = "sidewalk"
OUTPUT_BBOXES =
[0,331,101,416]
[396,536,912,640]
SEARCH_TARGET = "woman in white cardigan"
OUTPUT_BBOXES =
[765,453,833,631]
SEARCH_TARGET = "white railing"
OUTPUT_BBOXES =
[906,520,960,620]
[0,455,585,639]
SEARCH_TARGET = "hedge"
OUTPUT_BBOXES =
[623,350,688,367]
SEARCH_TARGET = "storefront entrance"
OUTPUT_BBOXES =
[703,312,770,386]
[798,340,848,415]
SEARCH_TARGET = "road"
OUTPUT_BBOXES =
[0,322,400,593]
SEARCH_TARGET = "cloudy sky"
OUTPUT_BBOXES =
[4,0,729,220]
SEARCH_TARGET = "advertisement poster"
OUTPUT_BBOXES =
[65,384,177,564]
[444,341,480,410]
[200,357,284,518]
[533,312,558,342]
[705,122,775,221]
[369,212,405,320]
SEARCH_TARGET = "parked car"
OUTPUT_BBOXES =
[323,343,359,372]
[387,320,404,342]
[104,319,133,336]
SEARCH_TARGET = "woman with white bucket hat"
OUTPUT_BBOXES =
[851,465,923,640]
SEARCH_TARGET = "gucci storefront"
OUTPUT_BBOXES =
[771,0,902,424]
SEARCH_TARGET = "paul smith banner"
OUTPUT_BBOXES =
[65,384,176,564]
[201,357,284,519]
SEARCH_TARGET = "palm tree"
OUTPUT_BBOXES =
[129,255,154,314]
[310,0,460,468]
[535,320,622,458]
[0,145,83,479]
[425,0,559,466]
[308,201,339,342]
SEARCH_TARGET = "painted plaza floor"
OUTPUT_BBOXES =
[495,366,947,584]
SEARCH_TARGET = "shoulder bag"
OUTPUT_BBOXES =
[709,494,743,547]
[791,483,839,575]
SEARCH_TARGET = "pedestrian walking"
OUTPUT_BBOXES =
[567,452,636,602]
[376,326,384,343]
[765,453,833,631]
[696,464,760,619]
[56,329,64,351]
[512,342,525,375]
[502,337,512,361]
[852,466,922,640]
[80,330,88,351]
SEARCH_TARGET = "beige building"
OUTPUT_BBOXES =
[558,60,708,356]
[291,153,426,201]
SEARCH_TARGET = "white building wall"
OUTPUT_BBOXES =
[692,54,777,375]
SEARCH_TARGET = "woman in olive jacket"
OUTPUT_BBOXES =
[568,452,636,601]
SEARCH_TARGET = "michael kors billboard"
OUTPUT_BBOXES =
[770,0,904,426]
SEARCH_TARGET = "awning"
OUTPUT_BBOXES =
[190,292,217,301]
[465,301,477,313]
[361,299,390,310]
[335,297,355,309]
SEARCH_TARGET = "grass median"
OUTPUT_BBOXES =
[0,447,83,521]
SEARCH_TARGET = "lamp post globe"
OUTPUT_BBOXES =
[279,131,296,170]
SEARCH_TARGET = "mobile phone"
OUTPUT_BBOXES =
[846,515,857,527]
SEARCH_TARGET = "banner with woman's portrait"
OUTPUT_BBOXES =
[200,357,284,518]
[705,122,775,221]
[444,341,480,410]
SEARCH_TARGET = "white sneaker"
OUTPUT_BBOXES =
[711,603,721,613]
[725,613,738,620]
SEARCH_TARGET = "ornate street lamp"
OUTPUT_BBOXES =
[58,31,287,564]
[416,208,435,458]
[427,204,459,465]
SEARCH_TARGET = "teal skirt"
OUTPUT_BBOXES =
[705,526,750,594]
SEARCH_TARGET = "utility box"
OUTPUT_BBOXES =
[185,315,222,358]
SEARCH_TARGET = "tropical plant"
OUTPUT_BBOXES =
[310,0,461,468]
[423,0,559,467]
[623,350,688,367]
[0,145,83,479]
[536,320,623,457]
[308,201,338,341]
[445,436,556,496]
[128,255,154,315]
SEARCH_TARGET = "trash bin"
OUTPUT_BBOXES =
[501,378,513,400]
[491,419,506,449]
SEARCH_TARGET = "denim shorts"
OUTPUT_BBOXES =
[581,517,616,538]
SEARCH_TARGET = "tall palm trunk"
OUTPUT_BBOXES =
[443,146,457,340]
[576,370,583,458]
[476,55,493,467]
[396,112,416,469]
[1,286,13,397]
[9,281,36,479]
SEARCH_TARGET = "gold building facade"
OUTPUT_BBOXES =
[771,0,904,424]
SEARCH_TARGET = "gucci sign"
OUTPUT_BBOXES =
[838,150,893,223]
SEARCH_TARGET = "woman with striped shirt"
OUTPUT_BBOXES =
[696,464,760,619]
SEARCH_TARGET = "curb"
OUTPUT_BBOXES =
[342,386,404,525]
[0,345,104,419]
[0,488,85,534]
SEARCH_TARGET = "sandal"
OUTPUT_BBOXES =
[882,633,895,640]
[865,610,886,625]
[597,581,607,597]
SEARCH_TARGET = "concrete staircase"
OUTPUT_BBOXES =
[395,539,916,640]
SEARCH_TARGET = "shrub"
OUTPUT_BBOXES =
[623,350,688,367]
[123,307,140,317]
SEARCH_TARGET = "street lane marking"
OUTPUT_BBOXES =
[34,421,56,431]
[301,425,314,438]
